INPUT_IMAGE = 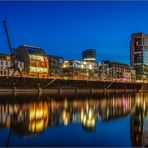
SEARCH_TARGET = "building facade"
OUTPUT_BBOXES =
[62,60,97,78]
[0,53,24,76]
[97,60,136,81]
[47,55,64,76]
[82,49,96,62]
[130,32,148,80]
[15,45,49,77]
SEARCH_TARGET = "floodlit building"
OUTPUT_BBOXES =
[61,60,97,78]
[15,45,49,77]
[0,53,24,76]
[82,49,96,62]
[130,32,148,80]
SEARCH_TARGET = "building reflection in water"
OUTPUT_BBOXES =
[0,93,148,146]
[0,101,49,137]
[130,93,148,147]
[14,101,49,136]
[81,104,96,131]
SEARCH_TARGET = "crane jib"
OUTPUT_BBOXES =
[3,20,13,55]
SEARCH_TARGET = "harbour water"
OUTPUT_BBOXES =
[0,93,148,147]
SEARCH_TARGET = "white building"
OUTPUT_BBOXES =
[62,60,96,70]
[62,60,97,77]
[0,53,24,76]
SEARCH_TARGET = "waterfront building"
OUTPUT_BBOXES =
[0,53,24,76]
[47,55,64,76]
[130,32,148,80]
[82,49,96,62]
[61,60,97,78]
[97,60,136,81]
[15,45,49,77]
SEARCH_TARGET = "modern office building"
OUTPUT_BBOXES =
[15,45,49,77]
[130,32,148,80]
[0,53,24,76]
[62,60,97,78]
[82,49,96,62]
[47,55,64,76]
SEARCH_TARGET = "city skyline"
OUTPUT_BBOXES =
[0,1,148,64]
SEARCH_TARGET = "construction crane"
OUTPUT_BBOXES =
[3,20,14,55]
[3,20,22,77]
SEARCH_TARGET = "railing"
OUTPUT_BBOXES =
[0,69,147,84]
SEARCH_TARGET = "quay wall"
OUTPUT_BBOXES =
[0,76,147,94]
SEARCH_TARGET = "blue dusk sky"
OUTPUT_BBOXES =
[0,1,148,64]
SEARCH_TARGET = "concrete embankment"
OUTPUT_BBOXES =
[0,88,140,95]
[0,76,147,94]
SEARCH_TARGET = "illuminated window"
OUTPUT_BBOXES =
[30,66,48,73]
[81,65,84,69]
[6,56,11,61]
[29,55,44,62]
[89,65,92,69]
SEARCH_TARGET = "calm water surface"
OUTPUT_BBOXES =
[0,93,148,147]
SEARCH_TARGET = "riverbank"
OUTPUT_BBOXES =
[0,76,147,94]
[0,88,144,95]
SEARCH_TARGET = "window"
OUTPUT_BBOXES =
[4,71,6,75]
[27,47,45,55]
[135,38,142,46]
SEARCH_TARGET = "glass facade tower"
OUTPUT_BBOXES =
[82,49,96,62]
[130,33,148,80]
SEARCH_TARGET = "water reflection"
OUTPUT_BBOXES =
[0,93,148,147]
[130,93,147,147]
[15,101,49,135]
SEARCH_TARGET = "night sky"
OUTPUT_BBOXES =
[0,1,148,64]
